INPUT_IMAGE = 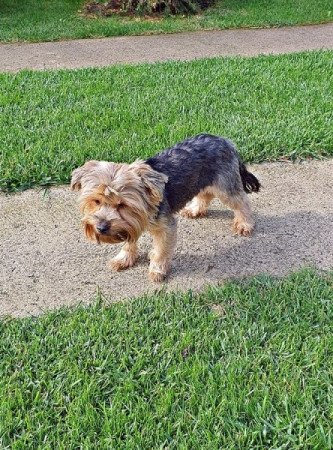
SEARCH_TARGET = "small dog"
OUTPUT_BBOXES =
[71,134,260,282]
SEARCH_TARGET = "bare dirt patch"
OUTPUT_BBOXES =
[1,160,332,318]
[84,1,127,17]
[83,0,178,17]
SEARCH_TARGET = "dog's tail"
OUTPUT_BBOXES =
[239,161,261,193]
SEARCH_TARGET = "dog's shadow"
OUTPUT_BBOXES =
[130,210,234,267]
[170,210,333,280]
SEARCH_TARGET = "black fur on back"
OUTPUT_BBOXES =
[145,134,260,213]
[145,134,226,213]
[239,162,261,193]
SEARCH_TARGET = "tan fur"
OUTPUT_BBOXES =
[71,160,173,281]
[179,192,214,218]
[148,217,177,282]
[217,191,254,236]
[180,187,255,236]
[109,241,138,271]
[74,161,167,245]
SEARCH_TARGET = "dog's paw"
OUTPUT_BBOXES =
[110,250,137,271]
[148,270,166,283]
[233,219,254,237]
[179,207,207,219]
[148,260,169,282]
[110,259,130,271]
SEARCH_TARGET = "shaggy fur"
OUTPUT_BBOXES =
[71,134,260,282]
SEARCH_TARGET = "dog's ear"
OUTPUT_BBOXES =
[70,161,99,191]
[70,166,85,191]
[83,221,100,244]
[131,162,168,206]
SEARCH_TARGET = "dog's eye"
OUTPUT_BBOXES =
[94,199,101,206]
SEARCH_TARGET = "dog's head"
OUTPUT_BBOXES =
[71,160,167,244]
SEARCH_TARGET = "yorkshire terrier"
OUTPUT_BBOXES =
[71,134,260,282]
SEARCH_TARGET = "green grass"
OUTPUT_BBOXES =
[0,269,332,449]
[0,0,332,43]
[1,50,332,192]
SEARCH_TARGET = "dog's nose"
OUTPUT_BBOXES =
[96,222,109,234]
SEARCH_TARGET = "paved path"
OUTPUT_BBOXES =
[1,161,332,318]
[1,23,333,72]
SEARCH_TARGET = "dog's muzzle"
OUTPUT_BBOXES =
[96,221,109,234]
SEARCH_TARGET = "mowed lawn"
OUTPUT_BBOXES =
[1,50,333,192]
[0,0,332,43]
[0,270,332,449]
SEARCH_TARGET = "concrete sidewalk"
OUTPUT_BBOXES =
[1,23,333,72]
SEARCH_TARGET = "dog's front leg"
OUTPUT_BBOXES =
[148,216,177,282]
[110,241,138,271]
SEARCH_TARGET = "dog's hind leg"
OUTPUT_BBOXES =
[110,241,139,271]
[218,191,255,236]
[148,216,177,282]
[179,191,214,219]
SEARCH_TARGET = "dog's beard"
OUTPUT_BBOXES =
[98,233,128,244]
[83,212,145,245]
